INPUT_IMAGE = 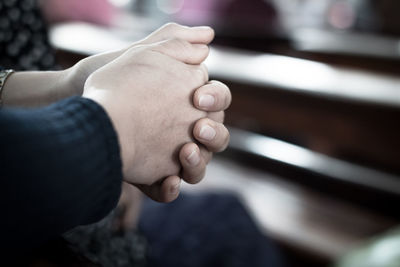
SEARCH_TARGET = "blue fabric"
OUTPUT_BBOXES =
[0,96,122,260]
[139,193,284,267]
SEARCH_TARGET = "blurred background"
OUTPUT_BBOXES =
[15,0,400,266]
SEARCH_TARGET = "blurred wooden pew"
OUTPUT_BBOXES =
[50,22,400,266]
[205,46,400,175]
[187,150,396,266]
[189,127,400,266]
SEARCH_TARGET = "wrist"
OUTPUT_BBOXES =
[68,49,126,96]
[43,69,82,103]
[63,63,87,97]
[0,70,15,106]
[83,86,135,177]
[2,70,81,107]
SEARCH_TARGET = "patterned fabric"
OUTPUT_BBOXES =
[140,193,284,267]
[64,209,148,267]
[61,193,283,267]
[0,0,57,70]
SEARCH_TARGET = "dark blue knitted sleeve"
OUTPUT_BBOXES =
[0,96,123,257]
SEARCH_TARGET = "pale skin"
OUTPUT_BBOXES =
[2,24,231,214]
[83,38,231,201]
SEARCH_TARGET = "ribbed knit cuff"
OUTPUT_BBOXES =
[49,96,123,224]
[0,96,124,257]
[1,96,123,227]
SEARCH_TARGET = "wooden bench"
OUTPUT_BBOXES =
[50,22,400,266]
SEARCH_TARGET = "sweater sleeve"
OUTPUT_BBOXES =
[0,96,123,257]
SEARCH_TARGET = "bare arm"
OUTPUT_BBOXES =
[1,70,78,107]
[1,23,214,108]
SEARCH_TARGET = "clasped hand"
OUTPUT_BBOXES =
[82,23,231,202]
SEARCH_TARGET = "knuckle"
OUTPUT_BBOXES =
[170,37,188,49]
[182,67,193,82]
[170,37,191,57]
[204,151,213,163]
[201,64,209,80]
[218,126,230,151]
[195,65,208,84]
[219,112,225,123]
[224,90,232,109]
[192,67,205,85]
[198,67,207,82]
[164,22,179,31]
[222,83,231,97]
[187,167,205,183]
[215,81,230,92]
[214,81,231,109]
[207,111,225,123]
[223,126,230,143]
[200,147,212,162]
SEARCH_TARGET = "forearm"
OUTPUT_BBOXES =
[1,69,81,107]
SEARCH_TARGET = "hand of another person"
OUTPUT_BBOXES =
[83,38,211,188]
[2,23,214,108]
[69,23,215,94]
[113,182,142,231]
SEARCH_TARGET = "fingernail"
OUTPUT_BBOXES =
[199,125,216,141]
[170,180,180,195]
[199,94,215,108]
[187,149,200,166]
